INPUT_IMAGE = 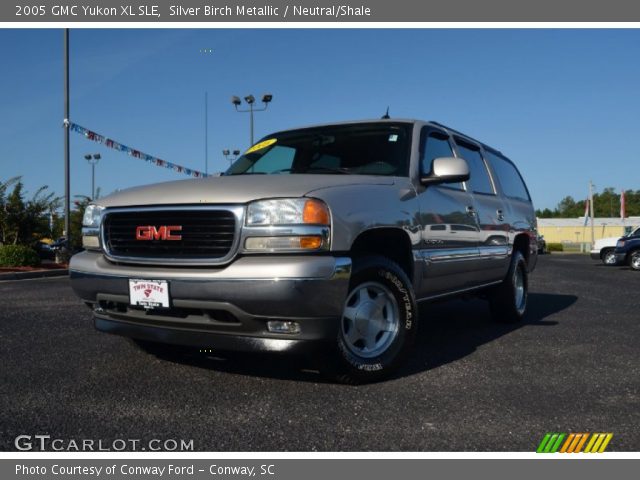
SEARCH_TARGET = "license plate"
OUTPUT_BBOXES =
[129,279,170,308]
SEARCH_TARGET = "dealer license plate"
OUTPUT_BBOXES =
[129,279,170,308]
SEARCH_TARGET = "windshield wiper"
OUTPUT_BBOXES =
[225,171,267,176]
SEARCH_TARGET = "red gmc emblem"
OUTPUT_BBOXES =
[135,225,183,241]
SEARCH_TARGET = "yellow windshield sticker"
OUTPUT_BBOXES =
[245,138,277,154]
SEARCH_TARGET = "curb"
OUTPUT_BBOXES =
[0,269,69,281]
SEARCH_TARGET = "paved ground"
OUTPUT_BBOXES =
[0,255,638,451]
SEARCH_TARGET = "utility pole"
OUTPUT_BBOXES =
[63,28,71,252]
[589,180,595,247]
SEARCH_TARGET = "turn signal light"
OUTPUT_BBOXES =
[303,199,330,225]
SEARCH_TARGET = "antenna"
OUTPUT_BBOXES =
[381,107,390,119]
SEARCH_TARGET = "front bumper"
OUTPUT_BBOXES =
[590,250,601,261]
[69,251,351,352]
[613,252,627,266]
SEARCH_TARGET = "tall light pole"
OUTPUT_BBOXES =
[589,180,596,247]
[84,153,101,200]
[204,91,209,175]
[231,94,273,146]
[63,29,70,251]
[222,149,241,167]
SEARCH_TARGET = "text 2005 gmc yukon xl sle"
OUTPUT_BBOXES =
[70,119,538,383]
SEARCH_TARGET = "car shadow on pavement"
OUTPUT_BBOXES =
[398,292,576,379]
[140,292,576,385]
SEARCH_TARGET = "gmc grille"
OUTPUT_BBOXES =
[103,208,237,262]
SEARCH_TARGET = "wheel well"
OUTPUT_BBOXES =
[350,228,414,281]
[513,234,530,263]
[600,247,614,258]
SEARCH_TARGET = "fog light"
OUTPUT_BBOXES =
[82,235,100,249]
[267,321,301,334]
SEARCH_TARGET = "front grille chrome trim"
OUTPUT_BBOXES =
[100,205,245,266]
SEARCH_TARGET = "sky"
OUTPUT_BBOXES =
[0,28,639,211]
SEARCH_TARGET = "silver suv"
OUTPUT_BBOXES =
[70,119,538,383]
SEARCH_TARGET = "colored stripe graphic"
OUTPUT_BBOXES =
[574,433,590,453]
[537,433,613,453]
[536,433,565,453]
[585,433,614,453]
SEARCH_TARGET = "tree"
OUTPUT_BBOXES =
[536,187,640,218]
[0,177,62,245]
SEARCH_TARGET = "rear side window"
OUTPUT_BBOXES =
[454,140,494,195]
[485,151,530,201]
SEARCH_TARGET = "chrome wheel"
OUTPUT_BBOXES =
[603,251,617,265]
[341,281,400,359]
[631,252,640,270]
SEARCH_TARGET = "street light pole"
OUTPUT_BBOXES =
[205,91,209,175]
[84,153,101,200]
[589,180,596,247]
[231,94,273,146]
[222,149,241,167]
[63,29,70,251]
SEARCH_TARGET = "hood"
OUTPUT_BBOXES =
[97,174,395,208]
[594,236,622,248]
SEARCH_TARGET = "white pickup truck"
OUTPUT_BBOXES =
[590,226,640,264]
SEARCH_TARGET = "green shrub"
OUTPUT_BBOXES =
[0,245,41,267]
[547,243,563,252]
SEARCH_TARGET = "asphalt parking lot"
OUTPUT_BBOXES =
[0,254,638,451]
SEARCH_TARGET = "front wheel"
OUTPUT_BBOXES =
[630,251,640,271]
[489,250,528,323]
[325,255,418,384]
[602,249,617,265]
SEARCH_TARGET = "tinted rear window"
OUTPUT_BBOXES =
[485,151,530,201]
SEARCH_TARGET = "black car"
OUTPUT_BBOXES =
[612,233,640,271]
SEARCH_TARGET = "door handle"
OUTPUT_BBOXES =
[496,209,504,221]
[466,205,476,216]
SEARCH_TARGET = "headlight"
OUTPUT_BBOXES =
[82,205,104,250]
[82,204,105,228]
[244,198,330,252]
[246,198,330,226]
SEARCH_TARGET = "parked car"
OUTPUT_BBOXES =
[32,241,55,261]
[612,231,640,270]
[69,119,538,383]
[590,226,640,265]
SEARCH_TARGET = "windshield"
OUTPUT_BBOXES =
[225,122,412,176]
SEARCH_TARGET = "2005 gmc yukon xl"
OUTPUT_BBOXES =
[70,119,538,383]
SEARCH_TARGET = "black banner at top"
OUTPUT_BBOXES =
[5,0,640,22]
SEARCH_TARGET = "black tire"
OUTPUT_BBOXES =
[489,250,528,324]
[601,249,617,265]
[324,255,418,384]
[630,251,640,271]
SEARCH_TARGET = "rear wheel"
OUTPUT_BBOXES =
[602,249,617,265]
[630,251,640,271]
[489,251,528,323]
[325,255,418,384]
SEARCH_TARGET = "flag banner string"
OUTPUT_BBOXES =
[68,122,208,178]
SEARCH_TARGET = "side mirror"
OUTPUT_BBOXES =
[420,157,470,185]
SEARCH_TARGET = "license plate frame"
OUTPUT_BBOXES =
[128,279,170,309]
